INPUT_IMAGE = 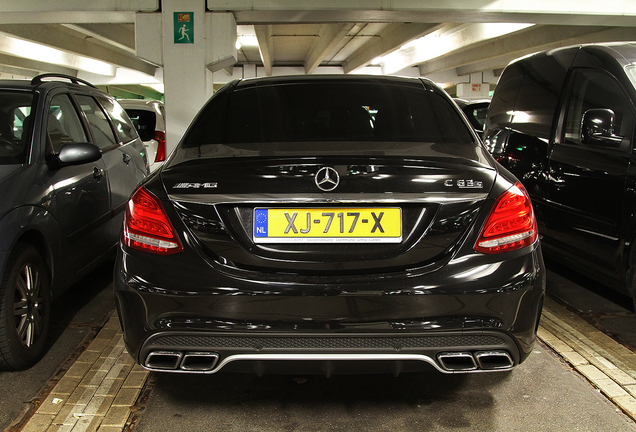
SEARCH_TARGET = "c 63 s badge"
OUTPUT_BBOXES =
[173,182,218,189]
[444,179,483,189]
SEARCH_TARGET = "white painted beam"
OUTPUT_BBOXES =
[0,24,155,75]
[206,13,237,74]
[0,31,116,76]
[0,12,134,25]
[417,25,636,77]
[343,23,441,74]
[208,0,636,26]
[0,0,159,12]
[304,23,355,74]
[0,52,77,76]
[254,25,274,76]
[454,26,636,76]
[377,23,533,75]
[62,24,136,54]
[0,0,159,24]
[135,12,162,66]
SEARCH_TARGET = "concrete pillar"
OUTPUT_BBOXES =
[244,64,257,79]
[135,0,236,155]
[456,72,490,99]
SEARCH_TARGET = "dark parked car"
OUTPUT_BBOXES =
[454,98,490,135]
[115,75,545,376]
[483,42,636,308]
[0,74,148,369]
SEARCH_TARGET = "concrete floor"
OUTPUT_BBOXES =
[8,260,636,432]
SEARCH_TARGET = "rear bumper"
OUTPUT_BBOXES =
[132,330,520,375]
[114,243,546,374]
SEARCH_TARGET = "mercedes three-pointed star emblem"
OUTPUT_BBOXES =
[315,167,340,191]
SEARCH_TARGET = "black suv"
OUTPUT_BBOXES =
[483,43,636,307]
[0,74,148,369]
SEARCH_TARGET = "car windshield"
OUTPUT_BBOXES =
[183,81,474,155]
[0,90,34,165]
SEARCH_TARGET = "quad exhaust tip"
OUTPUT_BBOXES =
[475,350,514,370]
[437,350,513,372]
[145,351,183,370]
[437,352,478,371]
[181,352,220,371]
[145,351,219,371]
[144,350,513,373]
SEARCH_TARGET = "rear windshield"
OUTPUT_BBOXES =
[0,90,34,165]
[125,108,157,142]
[183,81,474,152]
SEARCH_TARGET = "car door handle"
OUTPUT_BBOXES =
[123,153,132,165]
[549,172,566,189]
[93,167,105,180]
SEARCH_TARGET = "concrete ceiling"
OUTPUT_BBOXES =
[0,1,635,98]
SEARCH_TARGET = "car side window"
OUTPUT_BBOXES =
[97,96,138,143]
[124,108,156,141]
[47,94,88,154]
[75,95,119,151]
[562,69,634,148]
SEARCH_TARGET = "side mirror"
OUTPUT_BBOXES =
[581,108,623,147]
[50,142,102,168]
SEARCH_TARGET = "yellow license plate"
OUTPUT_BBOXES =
[253,208,402,243]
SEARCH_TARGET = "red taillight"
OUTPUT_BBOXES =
[474,182,537,254]
[495,154,521,164]
[153,131,166,162]
[123,187,182,255]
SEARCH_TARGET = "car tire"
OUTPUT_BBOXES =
[0,243,50,370]
[629,253,636,314]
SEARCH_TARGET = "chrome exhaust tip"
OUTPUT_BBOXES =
[180,352,220,371]
[437,352,478,371]
[474,351,514,370]
[145,350,183,370]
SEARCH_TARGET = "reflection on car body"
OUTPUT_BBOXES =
[483,42,636,310]
[454,98,490,135]
[0,74,148,370]
[118,99,166,172]
[115,75,545,376]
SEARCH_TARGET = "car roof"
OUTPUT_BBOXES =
[510,42,636,68]
[233,74,436,89]
[118,99,164,109]
[454,98,490,108]
[0,74,105,94]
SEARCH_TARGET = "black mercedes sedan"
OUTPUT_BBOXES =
[115,75,545,375]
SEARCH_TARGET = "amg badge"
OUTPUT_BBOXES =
[173,182,218,189]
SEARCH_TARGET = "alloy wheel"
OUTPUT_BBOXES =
[13,262,44,348]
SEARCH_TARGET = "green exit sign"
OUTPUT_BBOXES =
[174,12,194,44]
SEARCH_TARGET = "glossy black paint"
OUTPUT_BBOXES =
[115,75,545,375]
[483,42,636,299]
[55,142,102,166]
[454,99,490,135]
[0,77,148,299]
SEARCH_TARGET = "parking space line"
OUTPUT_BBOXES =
[18,296,636,431]
[539,297,636,420]
[20,314,149,432]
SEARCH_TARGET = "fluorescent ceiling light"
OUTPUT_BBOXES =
[142,83,164,94]
[237,34,259,49]
[375,23,534,75]
[0,32,115,76]
[78,67,161,87]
